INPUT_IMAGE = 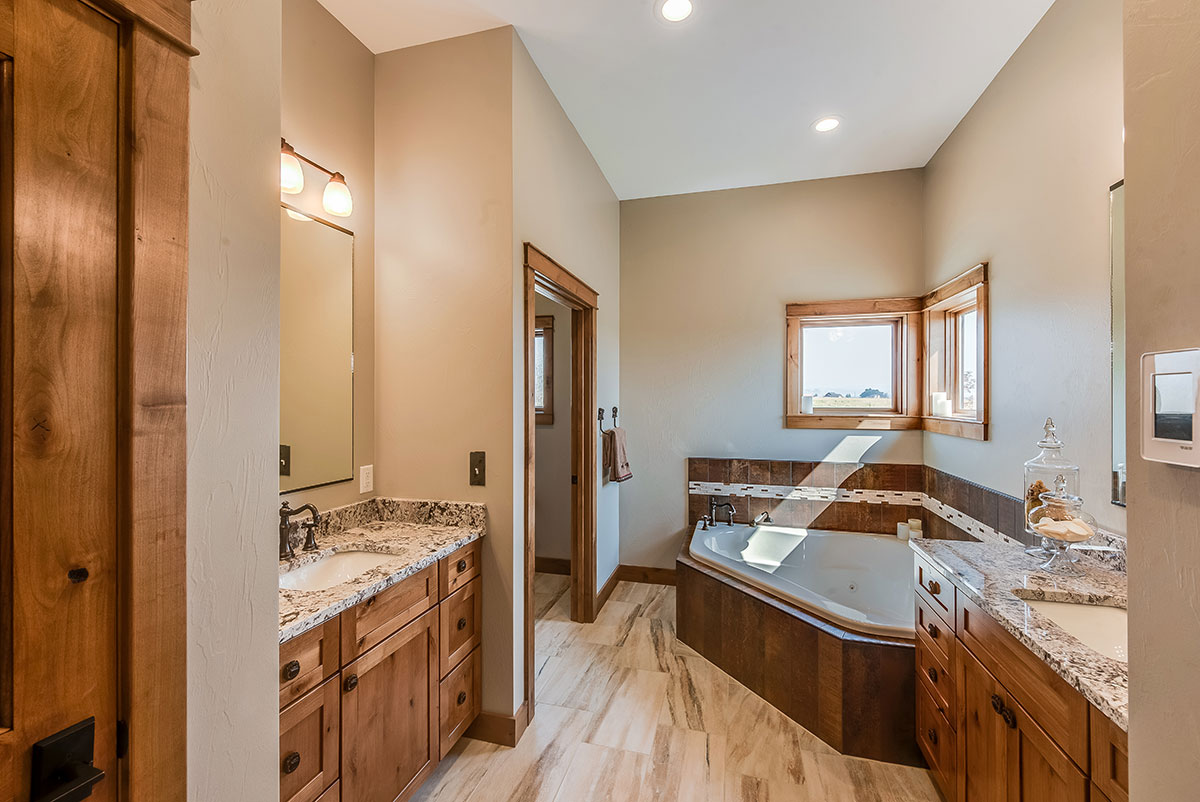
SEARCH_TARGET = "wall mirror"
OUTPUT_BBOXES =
[1110,181,1126,506]
[280,205,354,493]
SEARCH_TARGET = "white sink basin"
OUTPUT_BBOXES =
[1025,600,1128,663]
[280,551,396,592]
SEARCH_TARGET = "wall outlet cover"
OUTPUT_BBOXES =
[360,464,374,494]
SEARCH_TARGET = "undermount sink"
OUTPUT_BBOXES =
[280,551,396,592]
[1024,600,1128,663]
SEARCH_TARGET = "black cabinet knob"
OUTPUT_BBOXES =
[991,694,1004,714]
[927,580,941,595]
[926,623,939,639]
[927,728,938,746]
[927,667,938,683]
[1002,708,1017,729]
[457,559,468,573]
[282,660,301,682]
[344,674,359,693]
[457,617,468,631]
[282,752,301,775]
[457,691,467,706]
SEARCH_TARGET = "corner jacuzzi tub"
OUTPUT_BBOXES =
[688,523,915,639]
[677,521,922,765]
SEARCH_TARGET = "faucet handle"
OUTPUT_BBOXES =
[300,520,319,552]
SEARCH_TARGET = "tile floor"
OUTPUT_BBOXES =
[412,573,941,802]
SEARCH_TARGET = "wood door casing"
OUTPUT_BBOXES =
[341,607,439,802]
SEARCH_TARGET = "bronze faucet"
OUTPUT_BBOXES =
[279,501,322,560]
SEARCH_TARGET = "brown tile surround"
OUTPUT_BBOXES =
[687,458,1035,547]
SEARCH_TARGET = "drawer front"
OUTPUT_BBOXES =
[915,630,954,726]
[916,681,956,802]
[440,540,481,600]
[1090,706,1129,802]
[440,576,482,678]
[956,593,1089,767]
[439,646,481,758]
[280,618,340,710]
[916,594,953,667]
[280,675,340,802]
[315,781,339,802]
[914,553,955,625]
[341,564,437,664]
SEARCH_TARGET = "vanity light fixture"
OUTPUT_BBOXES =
[279,138,354,218]
[660,0,693,22]
[285,209,313,222]
[813,117,841,133]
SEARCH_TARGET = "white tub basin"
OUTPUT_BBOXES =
[280,551,395,592]
[1025,600,1128,663]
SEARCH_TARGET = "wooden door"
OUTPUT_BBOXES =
[958,648,1007,802]
[0,0,191,796]
[1005,697,1087,802]
[341,607,439,802]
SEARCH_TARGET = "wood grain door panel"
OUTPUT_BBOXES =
[958,647,1006,802]
[1005,694,1087,802]
[279,677,340,802]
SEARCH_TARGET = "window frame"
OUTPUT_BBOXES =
[922,264,989,440]
[534,314,555,425]
[785,298,923,430]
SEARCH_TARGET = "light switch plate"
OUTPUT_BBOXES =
[470,452,486,486]
[360,464,374,494]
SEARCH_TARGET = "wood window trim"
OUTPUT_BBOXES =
[534,315,554,425]
[783,263,988,440]
[785,300,922,430]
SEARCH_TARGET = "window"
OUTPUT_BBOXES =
[535,315,554,425]
[785,300,921,430]
[785,264,988,439]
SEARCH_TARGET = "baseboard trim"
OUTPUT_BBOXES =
[534,556,571,576]
[466,702,529,748]
[615,564,677,586]
[596,569,620,611]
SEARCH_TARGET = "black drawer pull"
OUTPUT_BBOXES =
[926,623,939,639]
[457,691,467,706]
[926,728,938,746]
[282,752,301,775]
[927,667,938,683]
[991,694,1004,714]
[282,660,301,682]
[1002,707,1017,729]
[457,559,468,573]
[457,617,468,631]
[344,674,359,692]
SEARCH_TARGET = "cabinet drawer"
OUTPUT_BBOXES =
[315,781,339,802]
[280,675,340,802]
[440,576,482,678]
[439,646,481,758]
[916,682,956,802]
[440,540,481,600]
[916,594,953,668]
[340,564,437,664]
[914,553,955,626]
[280,618,340,710]
[956,593,1089,768]
[1090,706,1129,802]
[915,630,954,726]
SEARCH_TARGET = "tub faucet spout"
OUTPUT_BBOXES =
[709,498,735,526]
[752,511,773,526]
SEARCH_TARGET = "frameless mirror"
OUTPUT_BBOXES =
[1110,181,1126,506]
[280,206,354,493]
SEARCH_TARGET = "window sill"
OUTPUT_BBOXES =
[785,414,921,431]
[536,412,554,426]
[922,415,988,441]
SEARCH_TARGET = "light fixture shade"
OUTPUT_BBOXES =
[661,0,692,22]
[322,172,353,217]
[280,143,304,194]
[285,209,312,222]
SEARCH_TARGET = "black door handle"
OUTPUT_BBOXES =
[32,762,105,802]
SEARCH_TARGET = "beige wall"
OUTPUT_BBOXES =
[512,31,622,588]
[534,295,573,562]
[619,170,926,569]
[374,28,521,713]
[282,0,376,509]
[923,0,1125,532]
[187,0,281,797]
[1124,0,1200,794]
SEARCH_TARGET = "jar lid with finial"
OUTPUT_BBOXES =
[1023,418,1080,539]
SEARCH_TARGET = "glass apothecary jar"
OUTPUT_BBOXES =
[1023,418,1079,547]
[1027,474,1097,572]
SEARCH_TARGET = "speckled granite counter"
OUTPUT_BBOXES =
[910,538,1128,731]
[279,498,486,644]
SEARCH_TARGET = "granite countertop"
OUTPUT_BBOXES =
[910,539,1128,731]
[279,499,486,644]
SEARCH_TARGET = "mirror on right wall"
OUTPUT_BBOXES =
[1110,180,1126,506]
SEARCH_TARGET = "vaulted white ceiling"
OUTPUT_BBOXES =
[318,0,1055,199]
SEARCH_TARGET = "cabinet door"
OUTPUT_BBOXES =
[342,607,439,802]
[959,648,1007,802]
[1005,697,1087,802]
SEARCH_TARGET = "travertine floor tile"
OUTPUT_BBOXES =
[552,742,648,802]
[462,703,594,802]
[638,725,724,802]
[586,668,669,754]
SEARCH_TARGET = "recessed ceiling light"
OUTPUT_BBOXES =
[660,0,693,22]
[813,117,841,133]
